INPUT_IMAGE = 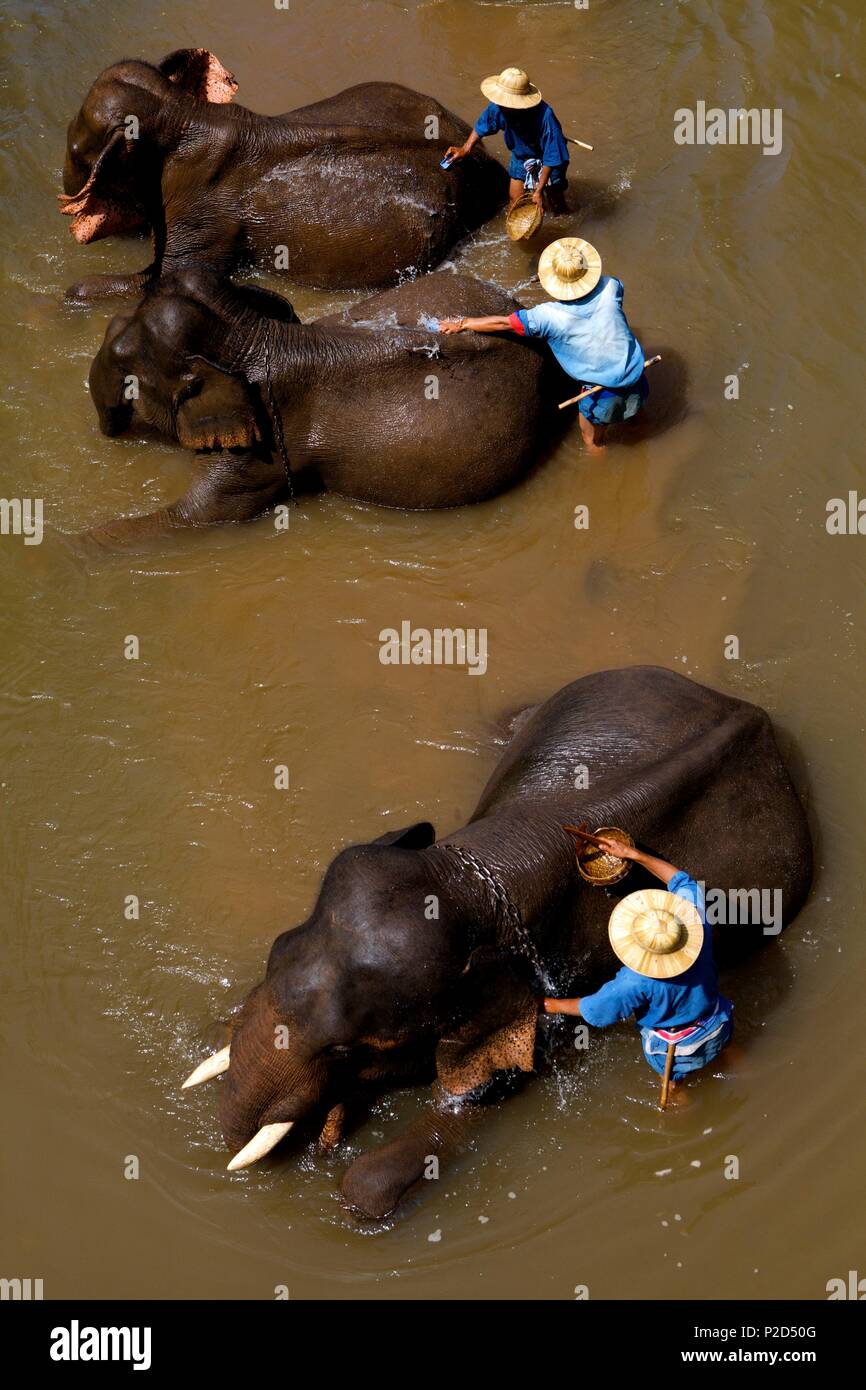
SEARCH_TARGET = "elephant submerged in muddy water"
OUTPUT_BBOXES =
[60,48,507,299]
[85,269,561,544]
[182,666,812,1220]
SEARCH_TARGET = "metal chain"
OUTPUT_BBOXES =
[262,324,295,505]
[442,842,549,983]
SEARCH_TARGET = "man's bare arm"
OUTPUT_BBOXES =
[443,129,482,162]
[598,839,682,887]
[437,315,515,335]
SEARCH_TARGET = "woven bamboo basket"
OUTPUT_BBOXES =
[506,193,544,241]
[576,826,634,886]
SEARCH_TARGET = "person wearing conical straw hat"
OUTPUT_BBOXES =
[439,237,649,454]
[543,840,734,1093]
[442,67,570,213]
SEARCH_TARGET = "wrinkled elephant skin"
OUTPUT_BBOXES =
[61,49,508,298]
[182,667,812,1219]
[84,270,561,543]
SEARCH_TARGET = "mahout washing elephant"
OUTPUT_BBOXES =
[181,666,812,1220]
[84,269,561,545]
[60,48,508,300]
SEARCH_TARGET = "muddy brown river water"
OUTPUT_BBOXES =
[2,0,864,1300]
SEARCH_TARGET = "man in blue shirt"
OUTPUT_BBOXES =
[439,237,649,454]
[543,838,734,1095]
[443,66,570,213]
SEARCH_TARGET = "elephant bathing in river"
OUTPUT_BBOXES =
[182,667,812,1220]
[60,48,507,299]
[85,269,560,544]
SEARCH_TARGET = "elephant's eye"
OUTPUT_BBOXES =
[323,1044,351,1059]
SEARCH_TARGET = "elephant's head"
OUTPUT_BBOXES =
[60,49,237,243]
[184,822,540,1214]
[88,271,300,447]
[200,823,458,1152]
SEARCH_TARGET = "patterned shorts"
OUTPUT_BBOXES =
[641,1006,734,1080]
[579,372,649,425]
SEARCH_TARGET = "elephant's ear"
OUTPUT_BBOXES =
[174,358,260,452]
[159,49,238,104]
[372,822,437,850]
[436,949,538,1098]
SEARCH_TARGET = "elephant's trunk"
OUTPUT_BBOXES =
[218,984,328,1158]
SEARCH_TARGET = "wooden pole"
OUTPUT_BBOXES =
[562,823,608,849]
[559,355,662,411]
[566,136,594,151]
[659,1040,676,1110]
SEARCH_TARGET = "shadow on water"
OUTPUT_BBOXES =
[559,177,632,232]
[618,343,691,444]
[544,343,691,450]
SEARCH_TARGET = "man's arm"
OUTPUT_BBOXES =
[543,996,582,1016]
[543,969,647,1023]
[597,838,682,887]
[437,314,515,335]
[443,128,482,163]
[532,165,552,205]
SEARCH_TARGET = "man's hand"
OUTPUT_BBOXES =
[531,188,544,206]
[443,144,466,163]
[437,318,465,334]
[542,997,582,1016]
[595,838,684,887]
[597,836,639,861]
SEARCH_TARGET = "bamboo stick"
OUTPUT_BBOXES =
[659,1040,676,1110]
[558,355,662,411]
[562,823,608,850]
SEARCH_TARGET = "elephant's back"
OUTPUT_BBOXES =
[315,272,519,330]
[474,668,743,815]
[247,84,507,289]
[285,81,473,145]
[471,666,813,938]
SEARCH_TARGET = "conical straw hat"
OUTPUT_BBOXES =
[480,67,542,109]
[608,889,704,980]
[537,237,602,300]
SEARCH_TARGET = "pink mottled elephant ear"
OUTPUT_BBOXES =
[159,48,238,103]
[436,1007,536,1097]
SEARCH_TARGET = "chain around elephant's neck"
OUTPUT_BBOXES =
[442,842,550,985]
[262,324,294,502]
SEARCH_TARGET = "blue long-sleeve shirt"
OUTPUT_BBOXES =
[580,873,730,1031]
[474,100,570,168]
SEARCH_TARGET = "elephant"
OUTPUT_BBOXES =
[181,666,812,1220]
[60,48,508,300]
[84,268,560,545]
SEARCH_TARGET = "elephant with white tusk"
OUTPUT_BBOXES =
[182,666,812,1221]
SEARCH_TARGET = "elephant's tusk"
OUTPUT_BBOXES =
[181,1044,231,1089]
[226,1122,294,1171]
